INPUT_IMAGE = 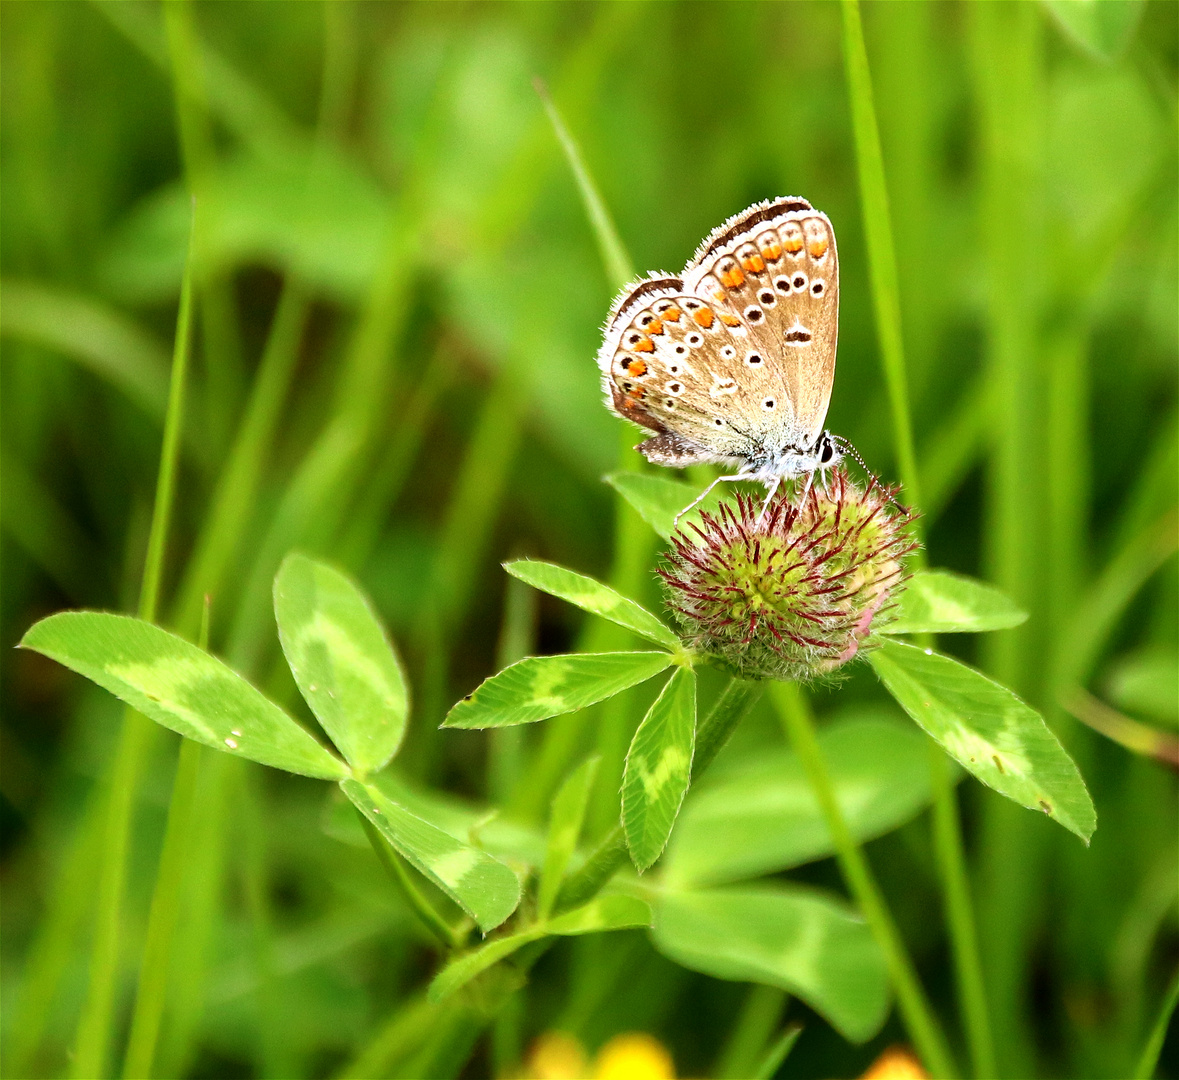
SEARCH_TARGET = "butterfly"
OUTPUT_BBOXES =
[597,196,858,514]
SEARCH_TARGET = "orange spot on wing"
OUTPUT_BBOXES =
[761,242,783,261]
[741,253,766,273]
[720,313,741,327]
[784,236,804,253]
[808,237,829,258]
[719,265,745,289]
[633,336,654,352]
[663,306,682,322]
[646,319,664,335]
[626,359,648,377]
[693,308,714,328]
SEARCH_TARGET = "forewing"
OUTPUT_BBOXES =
[683,200,839,448]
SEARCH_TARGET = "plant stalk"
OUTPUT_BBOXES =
[71,226,196,1080]
[774,682,956,1079]
[841,3,992,1073]
[553,676,763,913]
[357,812,461,951]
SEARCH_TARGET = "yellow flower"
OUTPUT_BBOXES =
[593,1033,676,1079]
[859,1045,929,1079]
[525,1031,587,1079]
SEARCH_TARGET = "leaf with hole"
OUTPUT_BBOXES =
[652,884,889,1043]
[870,639,1096,842]
[883,569,1027,635]
[505,559,680,650]
[341,778,521,933]
[442,652,673,729]
[623,667,696,872]
[274,553,408,774]
[20,612,347,779]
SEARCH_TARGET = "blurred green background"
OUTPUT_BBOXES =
[1,1,1176,1078]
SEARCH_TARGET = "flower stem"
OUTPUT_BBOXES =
[553,675,763,914]
[357,811,461,951]
[773,682,956,1079]
[930,745,995,1078]
[842,3,993,1072]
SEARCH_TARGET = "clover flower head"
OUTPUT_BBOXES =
[659,469,917,681]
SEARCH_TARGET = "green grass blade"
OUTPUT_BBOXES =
[773,682,956,1076]
[538,755,600,921]
[70,225,196,1080]
[0,279,170,417]
[841,0,920,510]
[1134,969,1179,1080]
[753,1024,803,1080]
[535,79,634,291]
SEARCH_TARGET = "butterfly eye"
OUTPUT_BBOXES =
[774,277,791,293]
[820,441,835,463]
[811,280,825,296]
[763,398,776,410]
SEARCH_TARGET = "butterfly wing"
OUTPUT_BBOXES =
[597,198,839,468]
[682,198,839,451]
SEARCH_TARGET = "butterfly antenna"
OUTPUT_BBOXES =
[832,436,912,517]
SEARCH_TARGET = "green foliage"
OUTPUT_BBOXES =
[441,651,673,729]
[884,569,1029,635]
[537,755,599,919]
[274,552,409,774]
[20,613,348,780]
[622,666,696,872]
[870,640,1097,842]
[651,884,890,1044]
[341,778,521,934]
[504,559,681,650]
[666,712,944,887]
[428,894,651,1003]
[3,2,1175,1077]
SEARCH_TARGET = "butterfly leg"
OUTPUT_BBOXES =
[797,469,817,507]
[756,475,783,527]
[673,473,746,529]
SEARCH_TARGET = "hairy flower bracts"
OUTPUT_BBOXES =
[659,469,917,681]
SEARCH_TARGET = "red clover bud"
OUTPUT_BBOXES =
[659,469,917,681]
